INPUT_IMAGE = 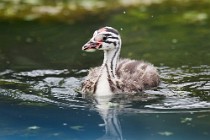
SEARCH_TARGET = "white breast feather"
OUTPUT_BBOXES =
[95,68,113,96]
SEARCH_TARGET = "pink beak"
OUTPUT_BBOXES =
[82,41,102,51]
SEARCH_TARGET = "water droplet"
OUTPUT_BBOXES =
[172,38,178,43]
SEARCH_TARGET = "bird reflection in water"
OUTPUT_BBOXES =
[95,95,123,140]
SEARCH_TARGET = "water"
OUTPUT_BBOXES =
[0,66,209,140]
[0,1,210,140]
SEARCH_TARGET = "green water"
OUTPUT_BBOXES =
[0,1,210,140]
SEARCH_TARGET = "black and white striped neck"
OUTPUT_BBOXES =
[95,41,121,96]
[103,48,120,78]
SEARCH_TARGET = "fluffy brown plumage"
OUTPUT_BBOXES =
[82,58,160,94]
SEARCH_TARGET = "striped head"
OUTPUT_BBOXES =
[82,27,121,52]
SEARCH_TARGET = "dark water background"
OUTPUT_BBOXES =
[0,0,210,140]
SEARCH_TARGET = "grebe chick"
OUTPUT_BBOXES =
[81,27,160,96]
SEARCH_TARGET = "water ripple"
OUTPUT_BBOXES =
[0,65,209,111]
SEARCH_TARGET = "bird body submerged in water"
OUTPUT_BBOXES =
[81,27,160,96]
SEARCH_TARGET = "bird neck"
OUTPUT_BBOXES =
[102,47,120,79]
[94,47,121,96]
[95,37,121,96]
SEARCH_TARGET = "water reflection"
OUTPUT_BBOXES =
[95,96,123,140]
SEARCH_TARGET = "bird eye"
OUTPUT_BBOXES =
[102,36,107,41]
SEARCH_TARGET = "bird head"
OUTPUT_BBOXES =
[82,27,121,52]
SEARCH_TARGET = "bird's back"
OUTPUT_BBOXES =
[116,59,160,93]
